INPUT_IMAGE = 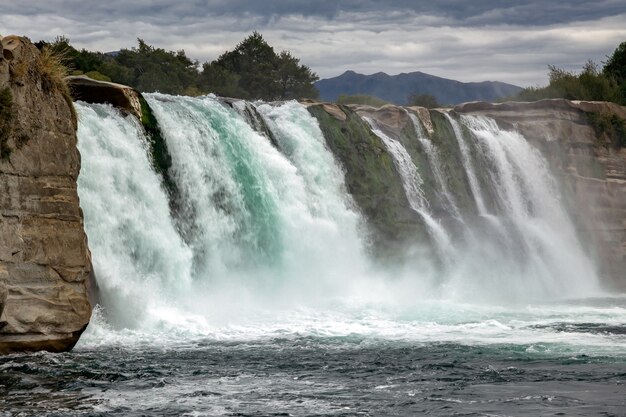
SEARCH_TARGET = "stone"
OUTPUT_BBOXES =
[455,99,626,290]
[66,75,143,120]
[0,36,93,354]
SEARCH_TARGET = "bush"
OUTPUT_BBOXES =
[407,93,439,108]
[36,46,76,127]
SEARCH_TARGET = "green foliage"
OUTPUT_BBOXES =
[116,39,200,94]
[0,88,14,159]
[604,41,626,84]
[604,41,626,103]
[337,94,389,107]
[275,51,319,100]
[407,93,440,108]
[587,111,626,149]
[198,62,245,98]
[513,61,620,103]
[510,41,626,105]
[207,32,319,100]
[37,33,318,100]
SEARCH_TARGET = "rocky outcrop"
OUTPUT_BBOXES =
[67,75,143,120]
[67,75,177,201]
[306,103,422,254]
[455,99,626,289]
[0,36,94,353]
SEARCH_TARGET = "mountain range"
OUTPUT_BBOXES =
[315,70,522,105]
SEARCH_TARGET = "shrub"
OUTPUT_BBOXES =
[37,46,77,128]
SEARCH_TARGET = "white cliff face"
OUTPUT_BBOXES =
[0,36,93,353]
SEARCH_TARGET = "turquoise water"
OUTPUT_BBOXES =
[4,98,620,416]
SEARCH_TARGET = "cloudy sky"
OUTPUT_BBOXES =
[2,0,625,86]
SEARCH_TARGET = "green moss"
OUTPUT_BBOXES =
[307,104,422,252]
[587,111,626,149]
[138,95,178,200]
[428,111,476,214]
[0,88,15,160]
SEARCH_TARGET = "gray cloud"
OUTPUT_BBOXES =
[1,1,625,86]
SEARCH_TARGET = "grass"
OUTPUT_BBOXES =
[37,46,77,128]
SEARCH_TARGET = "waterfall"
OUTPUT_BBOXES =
[75,102,194,329]
[445,113,488,214]
[363,117,452,254]
[458,115,599,296]
[407,112,460,219]
[75,97,602,335]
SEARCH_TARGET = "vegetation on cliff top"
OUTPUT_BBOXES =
[37,33,319,100]
[510,41,626,106]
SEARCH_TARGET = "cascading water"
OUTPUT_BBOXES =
[363,117,453,255]
[75,96,605,326]
[445,112,488,214]
[75,102,194,329]
[457,114,600,297]
[407,112,460,219]
[11,96,618,416]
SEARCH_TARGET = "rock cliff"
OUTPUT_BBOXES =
[346,99,625,288]
[306,103,423,255]
[0,36,94,353]
[454,100,626,289]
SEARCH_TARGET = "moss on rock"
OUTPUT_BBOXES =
[587,111,626,149]
[138,95,177,199]
[307,103,421,254]
[0,87,14,159]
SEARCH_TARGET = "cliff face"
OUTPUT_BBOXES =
[0,36,94,353]
[454,100,626,289]
[306,103,423,255]
[339,99,625,288]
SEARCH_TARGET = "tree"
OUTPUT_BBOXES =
[207,32,319,100]
[114,39,200,94]
[408,93,439,108]
[603,41,626,104]
[214,32,279,99]
[198,62,245,98]
[275,51,319,99]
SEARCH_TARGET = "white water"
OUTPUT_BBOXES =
[363,117,453,254]
[407,111,460,218]
[445,112,488,214]
[75,102,193,329]
[75,98,613,355]
[460,115,599,297]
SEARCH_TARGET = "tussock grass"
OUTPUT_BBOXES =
[37,46,77,128]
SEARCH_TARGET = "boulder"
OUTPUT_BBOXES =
[0,37,94,353]
[66,75,143,120]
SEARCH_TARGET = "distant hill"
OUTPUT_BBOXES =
[315,70,522,105]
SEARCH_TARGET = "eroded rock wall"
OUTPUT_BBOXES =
[0,36,93,353]
[454,99,626,289]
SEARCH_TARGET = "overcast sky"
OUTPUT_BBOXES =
[2,0,625,86]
